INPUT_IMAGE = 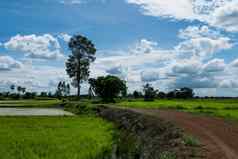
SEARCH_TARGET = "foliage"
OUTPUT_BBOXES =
[0,116,115,159]
[89,75,127,102]
[64,102,96,115]
[159,151,176,159]
[167,88,194,99]
[133,91,143,99]
[143,83,158,101]
[66,35,96,97]
[55,81,70,98]
[183,135,200,147]
[158,92,166,99]
[17,86,26,94]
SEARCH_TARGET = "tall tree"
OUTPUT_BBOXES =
[66,35,96,98]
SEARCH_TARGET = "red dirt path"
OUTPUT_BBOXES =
[129,108,238,159]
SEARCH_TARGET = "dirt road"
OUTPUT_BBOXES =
[129,108,238,159]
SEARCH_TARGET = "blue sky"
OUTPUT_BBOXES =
[1,0,238,96]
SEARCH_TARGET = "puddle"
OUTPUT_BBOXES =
[0,108,74,116]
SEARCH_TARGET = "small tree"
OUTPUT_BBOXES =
[89,75,127,102]
[133,91,142,99]
[66,35,96,99]
[17,86,22,95]
[10,85,15,93]
[56,81,71,98]
[143,83,158,101]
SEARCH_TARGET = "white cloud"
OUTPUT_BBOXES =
[203,58,225,72]
[4,34,65,60]
[211,1,238,32]
[0,65,69,93]
[230,59,238,67]
[126,0,196,20]
[0,56,23,71]
[171,59,202,75]
[58,33,72,42]
[126,0,238,32]
[175,26,233,60]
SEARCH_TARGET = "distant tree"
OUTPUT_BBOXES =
[89,75,127,102]
[21,87,26,94]
[17,86,22,94]
[16,86,26,95]
[175,87,194,99]
[56,81,70,98]
[66,35,96,98]
[40,92,48,97]
[158,92,166,99]
[23,92,36,99]
[10,85,15,92]
[48,92,53,98]
[133,91,143,99]
[166,91,175,99]
[143,83,158,101]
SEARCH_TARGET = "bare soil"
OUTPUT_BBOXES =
[98,106,203,159]
[129,108,238,159]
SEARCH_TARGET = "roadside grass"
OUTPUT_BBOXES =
[183,135,200,147]
[0,99,61,107]
[117,99,238,120]
[159,151,176,159]
[0,116,115,159]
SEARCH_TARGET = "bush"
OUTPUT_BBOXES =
[64,102,96,115]
[143,83,158,101]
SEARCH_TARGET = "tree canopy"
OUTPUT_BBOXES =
[66,35,96,98]
[89,75,127,102]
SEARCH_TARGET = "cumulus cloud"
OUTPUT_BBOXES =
[0,56,22,71]
[91,26,235,93]
[126,0,238,32]
[175,26,233,60]
[230,59,238,67]
[211,1,238,32]
[58,33,72,42]
[4,34,65,60]
[203,58,225,72]
[0,65,69,93]
[171,59,202,75]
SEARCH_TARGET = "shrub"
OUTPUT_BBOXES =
[183,135,200,147]
[159,151,176,159]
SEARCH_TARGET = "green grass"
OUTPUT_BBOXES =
[0,99,61,107]
[117,99,238,119]
[183,135,200,147]
[0,116,115,159]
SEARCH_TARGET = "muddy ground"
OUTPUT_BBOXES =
[130,108,238,159]
[98,106,204,159]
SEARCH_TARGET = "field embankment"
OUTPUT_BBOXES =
[130,108,238,159]
[98,106,204,159]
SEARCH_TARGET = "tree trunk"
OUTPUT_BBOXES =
[77,79,80,99]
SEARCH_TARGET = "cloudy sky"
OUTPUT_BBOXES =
[1,0,238,96]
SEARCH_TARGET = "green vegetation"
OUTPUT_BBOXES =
[183,135,200,147]
[117,99,238,119]
[159,151,176,159]
[0,99,61,107]
[0,116,115,159]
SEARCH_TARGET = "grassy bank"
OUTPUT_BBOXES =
[0,116,115,159]
[117,99,238,119]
